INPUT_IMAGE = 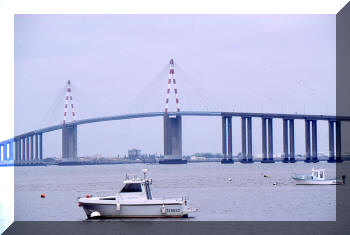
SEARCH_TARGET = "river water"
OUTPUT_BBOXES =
[14,161,336,221]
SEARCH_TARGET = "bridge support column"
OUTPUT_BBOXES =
[26,136,30,162]
[39,133,43,160]
[304,120,311,162]
[221,116,234,164]
[247,117,253,162]
[227,117,232,160]
[261,118,268,162]
[9,141,13,161]
[336,121,342,162]
[241,117,247,162]
[18,139,22,161]
[311,120,319,162]
[3,143,7,161]
[267,118,274,162]
[289,119,296,162]
[62,125,78,159]
[222,116,227,158]
[282,119,289,163]
[328,121,335,162]
[21,138,25,161]
[14,139,18,161]
[163,115,183,163]
[30,135,34,161]
[35,134,39,160]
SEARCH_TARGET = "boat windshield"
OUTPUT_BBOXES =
[120,183,142,193]
[319,171,324,178]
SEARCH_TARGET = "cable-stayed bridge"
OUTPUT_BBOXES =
[1,59,349,165]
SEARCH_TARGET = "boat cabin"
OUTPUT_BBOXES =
[118,174,153,200]
[311,168,326,180]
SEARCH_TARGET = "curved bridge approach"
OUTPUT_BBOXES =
[2,111,348,165]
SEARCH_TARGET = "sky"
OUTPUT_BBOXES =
[14,14,336,158]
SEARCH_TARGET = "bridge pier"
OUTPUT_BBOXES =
[2,143,7,161]
[261,118,267,162]
[221,116,233,164]
[30,135,34,161]
[14,139,18,161]
[247,117,253,162]
[35,134,38,160]
[21,138,25,161]
[0,144,3,161]
[335,121,342,162]
[304,120,311,162]
[26,136,29,161]
[62,125,77,159]
[227,117,233,160]
[7,141,14,161]
[162,115,183,163]
[328,121,335,162]
[39,133,43,160]
[261,118,274,163]
[311,120,319,162]
[282,119,289,163]
[240,117,253,163]
[267,118,274,162]
[241,117,246,162]
[289,119,296,162]
[17,139,21,161]
[0,141,14,162]
[222,117,227,157]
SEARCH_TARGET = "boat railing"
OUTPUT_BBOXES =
[153,196,189,202]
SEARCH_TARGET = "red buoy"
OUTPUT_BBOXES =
[41,193,46,198]
[78,202,82,207]
[86,194,90,198]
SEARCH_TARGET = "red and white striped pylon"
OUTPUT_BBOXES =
[63,80,76,125]
[164,59,180,113]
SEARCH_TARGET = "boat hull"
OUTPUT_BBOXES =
[158,159,187,164]
[292,177,341,185]
[80,201,189,218]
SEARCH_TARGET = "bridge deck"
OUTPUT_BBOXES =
[14,111,348,138]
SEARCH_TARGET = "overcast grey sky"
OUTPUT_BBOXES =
[14,15,335,157]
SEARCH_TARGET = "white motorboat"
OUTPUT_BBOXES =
[78,169,198,218]
[292,167,343,185]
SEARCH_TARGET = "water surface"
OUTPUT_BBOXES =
[15,162,336,221]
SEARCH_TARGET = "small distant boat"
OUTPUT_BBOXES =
[158,159,187,164]
[292,167,343,185]
[78,169,197,218]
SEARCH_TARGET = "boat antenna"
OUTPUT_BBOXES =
[142,169,148,179]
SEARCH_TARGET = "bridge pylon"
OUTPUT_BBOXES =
[161,59,185,164]
[62,80,78,159]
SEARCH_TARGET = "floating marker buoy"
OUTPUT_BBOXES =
[86,194,91,198]
[41,193,46,198]
[91,211,101,218]
[78,202,82,207]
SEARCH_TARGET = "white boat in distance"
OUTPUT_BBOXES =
[78,169,198,218]
[292,167,343,185]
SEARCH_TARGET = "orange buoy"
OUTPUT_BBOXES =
[41,193,46,198]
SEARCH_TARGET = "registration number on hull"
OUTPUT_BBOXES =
[166,208,181,213]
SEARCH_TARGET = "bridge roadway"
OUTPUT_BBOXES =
[10,111,350,164]
[14,111,349,138]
